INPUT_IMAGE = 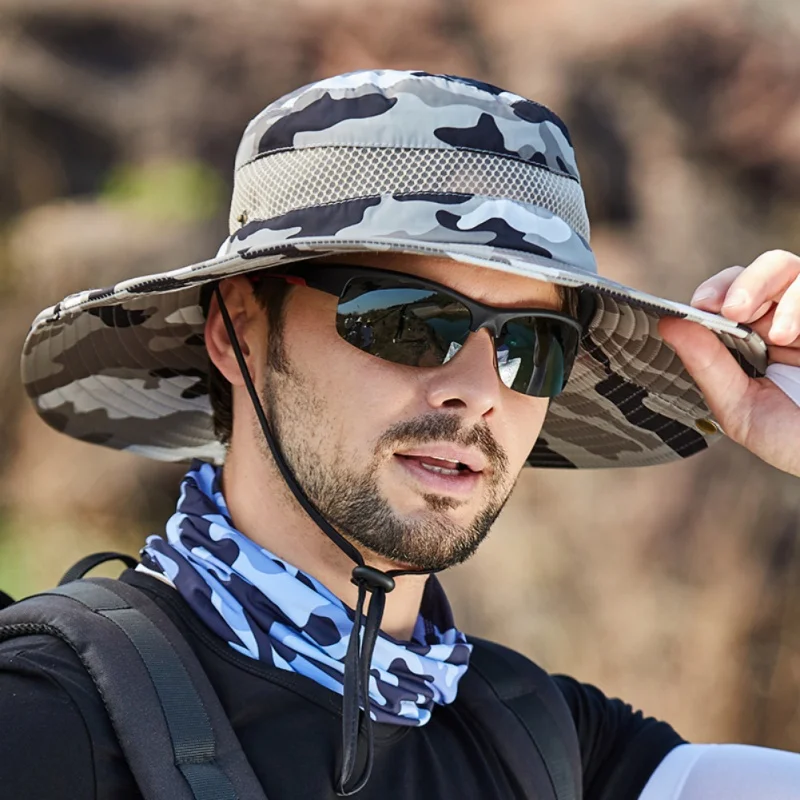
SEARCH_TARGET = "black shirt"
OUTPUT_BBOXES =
[0,571,683,799]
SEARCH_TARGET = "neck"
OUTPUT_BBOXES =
[220,444,429,641]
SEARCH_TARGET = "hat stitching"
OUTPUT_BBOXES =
[238,144,582,183]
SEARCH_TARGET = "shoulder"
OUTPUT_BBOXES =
[551,673,686,800]
[0,595,140,798]
[468,635,552,682]
[467,637,686,800]
[0,632,101,797]
[0,626,95,701]
[467,636,575,731]
[468,636,574,717]
[0,588,131,708]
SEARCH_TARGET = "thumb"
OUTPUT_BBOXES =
[658,316,754,439]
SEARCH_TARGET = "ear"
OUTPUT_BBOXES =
[205,276,266,388]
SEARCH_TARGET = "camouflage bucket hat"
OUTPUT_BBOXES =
[21,69,767,468]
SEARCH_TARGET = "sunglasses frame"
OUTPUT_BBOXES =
[263,262,582,332]
[253,263,585,394]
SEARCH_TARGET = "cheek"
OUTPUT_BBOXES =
[498,394,549,470]
[286,307,422,445]
[324,358,426,443]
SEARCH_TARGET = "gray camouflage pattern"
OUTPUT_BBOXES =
[20,70,768,469]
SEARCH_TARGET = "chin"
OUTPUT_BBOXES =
[383,478,471,512]
[391,497,472,525]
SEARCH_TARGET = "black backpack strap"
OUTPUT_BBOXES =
[58,551,139,584]
[464,637,582,800]
[0,577,268,800]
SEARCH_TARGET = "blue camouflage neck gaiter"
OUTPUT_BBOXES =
[140,460,472,725]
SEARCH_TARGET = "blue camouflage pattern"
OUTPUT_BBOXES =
[140,460,472,725]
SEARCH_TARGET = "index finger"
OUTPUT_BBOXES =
[720,250,800,323]
[691,266,744,312]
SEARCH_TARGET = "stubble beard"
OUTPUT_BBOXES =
[258,339,514,572]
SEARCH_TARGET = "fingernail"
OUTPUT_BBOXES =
[771,316,798,339]
[722,290,750,310]
[690,287,718,305]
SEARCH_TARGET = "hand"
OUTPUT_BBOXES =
[659,249,800,477]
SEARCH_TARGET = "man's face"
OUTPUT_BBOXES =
[258,254,561,571]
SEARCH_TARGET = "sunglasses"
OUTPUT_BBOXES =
[257,264,583,398]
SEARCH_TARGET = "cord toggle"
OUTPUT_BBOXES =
[351,565,396,594]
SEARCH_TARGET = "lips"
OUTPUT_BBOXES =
[394,446,486,473]
[398,455,466,476]
[392,445,487,498]
[394,453,482,496]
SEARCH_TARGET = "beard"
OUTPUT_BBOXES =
[259,338,514,572]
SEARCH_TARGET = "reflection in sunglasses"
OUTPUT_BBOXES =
[497,348,523,389]
[442,341,522,389]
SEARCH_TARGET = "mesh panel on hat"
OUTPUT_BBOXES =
[229,147,590,240]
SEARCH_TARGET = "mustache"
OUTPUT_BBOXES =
[376,413,509,474]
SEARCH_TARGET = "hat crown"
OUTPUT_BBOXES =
[235,70,579,178]
[228,70,591,245]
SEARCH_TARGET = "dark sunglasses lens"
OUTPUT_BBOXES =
[336,277,472,367]
[498,318,579,397]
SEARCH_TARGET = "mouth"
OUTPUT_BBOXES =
[394,445,487,474]
[393,453,483,496]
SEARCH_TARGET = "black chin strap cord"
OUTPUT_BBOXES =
[214,286,434,795]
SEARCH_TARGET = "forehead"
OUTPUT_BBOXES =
[314,253,562,309]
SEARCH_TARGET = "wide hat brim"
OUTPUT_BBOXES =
[21,231,767,469]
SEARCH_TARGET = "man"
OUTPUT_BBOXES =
[2,70,799,798]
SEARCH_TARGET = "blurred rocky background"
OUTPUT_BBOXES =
[1,0,799,749]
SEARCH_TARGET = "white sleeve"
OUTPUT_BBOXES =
[638,743,800,800]
[766,363,800,407]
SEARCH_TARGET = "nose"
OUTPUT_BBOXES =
[424,329,502,420]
